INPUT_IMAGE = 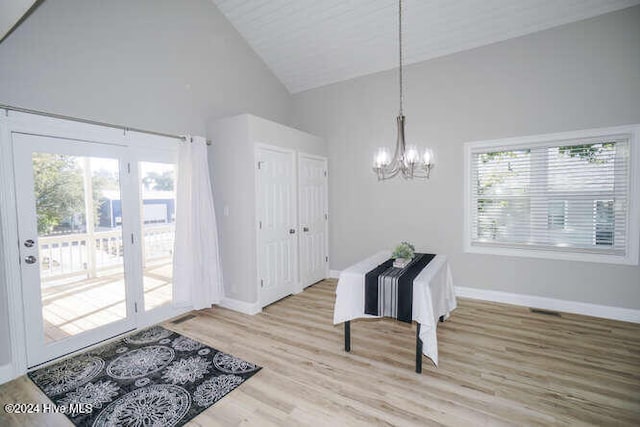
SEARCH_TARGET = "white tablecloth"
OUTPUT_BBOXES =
[333,251,456,366]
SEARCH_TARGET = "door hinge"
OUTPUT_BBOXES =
[257,161,263,170]
[127,162,131,173]
[324,170,327,177]
[325,256,329,262]
[131,233,134,244]
[260,279,264,288]
[259,221,262,229]
[325,213,328,220]
[134,302,138,313]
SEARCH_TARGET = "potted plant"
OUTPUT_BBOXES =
[392,241,415,268]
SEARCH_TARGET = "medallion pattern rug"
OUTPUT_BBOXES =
[28,326,261,426]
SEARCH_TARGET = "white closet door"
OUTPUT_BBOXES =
[298,154,328,288]
[256,146,297,306]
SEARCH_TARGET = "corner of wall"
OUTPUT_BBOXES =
[0,363,15,385]
[219,297,262,315]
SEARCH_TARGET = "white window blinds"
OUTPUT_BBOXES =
[470,135,631,257]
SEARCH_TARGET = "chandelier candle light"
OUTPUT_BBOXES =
[373,0,434,180]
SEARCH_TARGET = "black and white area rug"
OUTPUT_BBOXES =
[28,326,261,426]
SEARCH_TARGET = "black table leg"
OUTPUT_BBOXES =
[345,320,351,352]
[416,323,422,374]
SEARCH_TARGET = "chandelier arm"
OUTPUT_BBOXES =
[379,166,401,180]
[387,157,402,174]
[406,164,433,179]
[374,155,402,180]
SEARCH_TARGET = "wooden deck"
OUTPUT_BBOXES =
[42,260,172,342]
[2,279,639,426]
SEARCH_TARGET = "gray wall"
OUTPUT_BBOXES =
[0,0,292,135]
[292,6,640,309]
[0,0,292,368]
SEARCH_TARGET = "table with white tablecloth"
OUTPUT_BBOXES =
[333,251,457,371]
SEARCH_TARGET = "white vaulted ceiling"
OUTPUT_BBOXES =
[212,0,640,93]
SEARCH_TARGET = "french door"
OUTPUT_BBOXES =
[13,133,179,367]
[14,133,136,367]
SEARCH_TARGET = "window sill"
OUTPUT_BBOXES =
[464,243,638,266]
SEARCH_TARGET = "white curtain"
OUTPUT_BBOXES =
[173,136,224,309]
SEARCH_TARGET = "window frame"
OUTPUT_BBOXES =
[463,125,640,265]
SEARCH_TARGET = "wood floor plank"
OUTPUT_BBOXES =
[1,279,639,426]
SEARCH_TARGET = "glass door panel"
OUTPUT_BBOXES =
[14,133,135,367]
[139,162,176,311]
[36,154,127,342]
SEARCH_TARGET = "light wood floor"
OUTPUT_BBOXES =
[1,279,639,426]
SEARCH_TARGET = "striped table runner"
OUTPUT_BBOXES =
[364,253,436,323]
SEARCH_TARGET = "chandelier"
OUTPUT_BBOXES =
[372,0,434,180]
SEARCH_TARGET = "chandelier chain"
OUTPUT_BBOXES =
[372,0,433,180]
[399,0,403,116]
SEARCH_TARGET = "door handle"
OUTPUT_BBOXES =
[24,255,37,264]
[24,239,35,248]
[289,229,296,234]
[303,226,309,232]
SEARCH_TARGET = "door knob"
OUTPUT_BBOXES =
[289,229,296,234]
[24,239,35,248]
[24,255,37,264]
[303,227,309,232]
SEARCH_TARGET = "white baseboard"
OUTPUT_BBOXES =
[293,282,304,294]
[0,363,14,385]
[455,286,640,324]
[302,268,639,323]
[219,298,262,315]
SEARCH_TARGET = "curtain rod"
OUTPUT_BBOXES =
[0,103,211,145]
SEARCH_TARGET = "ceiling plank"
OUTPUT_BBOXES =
[212,0,640,93]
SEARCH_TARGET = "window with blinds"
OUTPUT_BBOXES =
[465,127,639,264]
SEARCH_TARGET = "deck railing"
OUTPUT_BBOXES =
[39,225,175,282]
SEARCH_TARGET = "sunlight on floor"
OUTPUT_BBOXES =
[41,260,172,342]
